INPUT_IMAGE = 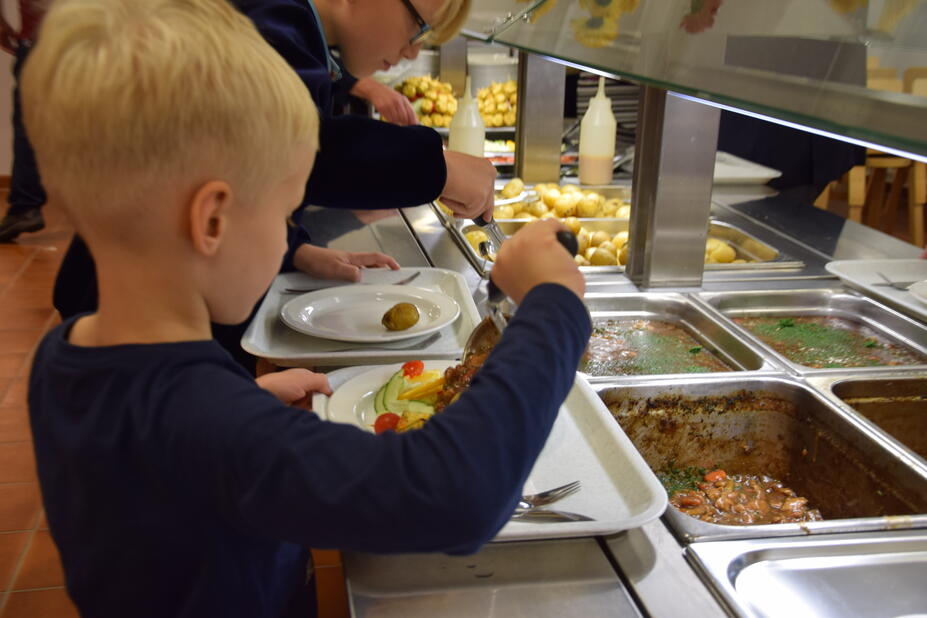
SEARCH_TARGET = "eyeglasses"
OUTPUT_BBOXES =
[398,0,431,46]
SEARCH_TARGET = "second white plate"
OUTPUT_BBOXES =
[280,285,460,343]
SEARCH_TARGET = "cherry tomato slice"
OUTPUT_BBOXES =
[402,360,424,378]
[374,413,400,435]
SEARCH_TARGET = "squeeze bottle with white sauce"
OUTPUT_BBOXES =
[578,77,617,185]
[448,76,485,158]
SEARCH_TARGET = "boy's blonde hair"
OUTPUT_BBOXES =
[428,0,471,44]
[21,0,318,235]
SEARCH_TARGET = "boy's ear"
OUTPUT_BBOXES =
[189,180,233,256]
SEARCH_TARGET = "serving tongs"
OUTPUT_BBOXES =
[463,230,579,362]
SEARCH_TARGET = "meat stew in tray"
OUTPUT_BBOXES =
[598,380,927,534]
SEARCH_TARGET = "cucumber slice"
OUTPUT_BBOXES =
[383,371,409,415]
[406,400,435,416]
[374,384,387,416]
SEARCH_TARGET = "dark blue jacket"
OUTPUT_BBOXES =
[29,284,591,617]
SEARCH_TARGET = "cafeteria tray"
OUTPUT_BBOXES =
[687,529,927,618]
[240,268,480,367]
[315,366,667,542]
[580,293,779,381]
[448,215,799,277]
[807,373,927,470]
[825,258,927,323]
[695,288,927,376]
[596,375,927,543]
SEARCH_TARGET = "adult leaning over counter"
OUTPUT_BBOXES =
[51,0,496,372]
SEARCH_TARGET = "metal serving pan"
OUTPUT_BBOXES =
[807,373,927,470]
[696,289,927,376]
[595,375,927,543]
[687,529,927,618]
[446,214,799,277]
[580,293,780,381]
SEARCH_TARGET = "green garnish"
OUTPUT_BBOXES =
[864,339,878,348]
[777,318,795,328]
[689,346,702,354]
[657,463,706,496]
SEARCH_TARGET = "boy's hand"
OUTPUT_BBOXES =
[256,369,333,409]
[293,244,399,282]
[491,219,585,304]
[352,78,418,126]
[441,150,497,222]
[0,19,17,55]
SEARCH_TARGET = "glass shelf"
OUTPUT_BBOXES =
[461,0,927,158]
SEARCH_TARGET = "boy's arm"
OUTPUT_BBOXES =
[159,283,590,555]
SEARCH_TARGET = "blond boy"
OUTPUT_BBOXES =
[25,0,589,616]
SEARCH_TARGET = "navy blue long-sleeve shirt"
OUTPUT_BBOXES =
[29,284,591,618]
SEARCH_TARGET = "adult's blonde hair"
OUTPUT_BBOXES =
[427,0,471,44]
[21,0,318,233]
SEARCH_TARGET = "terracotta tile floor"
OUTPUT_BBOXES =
[0,200,78,618]
[0,201,348,617]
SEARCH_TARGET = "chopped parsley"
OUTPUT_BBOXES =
[657,463,706,496]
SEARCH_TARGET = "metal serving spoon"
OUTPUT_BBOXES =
[462,230,579,362]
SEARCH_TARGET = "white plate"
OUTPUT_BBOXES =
[241,268,481,367]
[316,364,668,542]
[326,361,451,431]
[826,259,927,322]
[280,284,460,343]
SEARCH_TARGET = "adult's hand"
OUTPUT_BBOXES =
[441,150,496,222]
[352,77,418,126]
[492,219,585,303]
[293,244,399,283]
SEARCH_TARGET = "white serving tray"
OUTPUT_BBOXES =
[826,259,927,323]
[241,267,480,367]
[313,364,668,542]
[713,151,782,185]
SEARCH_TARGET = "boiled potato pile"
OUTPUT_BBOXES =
[566,221,744,267]
[493,179,631,221]
[477,80,517,127]
[396,76,458,128]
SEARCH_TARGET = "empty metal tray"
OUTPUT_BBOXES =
[808,374,927,470]
[687,529,927,618]
[596,376,927,542]
[580,293,779,380]
[696,289,927,375]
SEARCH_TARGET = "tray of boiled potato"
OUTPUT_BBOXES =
[454,179,788,274]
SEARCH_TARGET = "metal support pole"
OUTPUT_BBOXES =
[514,52,565,183]
[626,86,720,287]
[439,36,467,96]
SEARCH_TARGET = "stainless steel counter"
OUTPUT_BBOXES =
[306,188,927,617]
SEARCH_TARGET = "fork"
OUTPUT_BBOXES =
[283,271,422,294]
[874,271,916,290]
[518,480,581,510]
